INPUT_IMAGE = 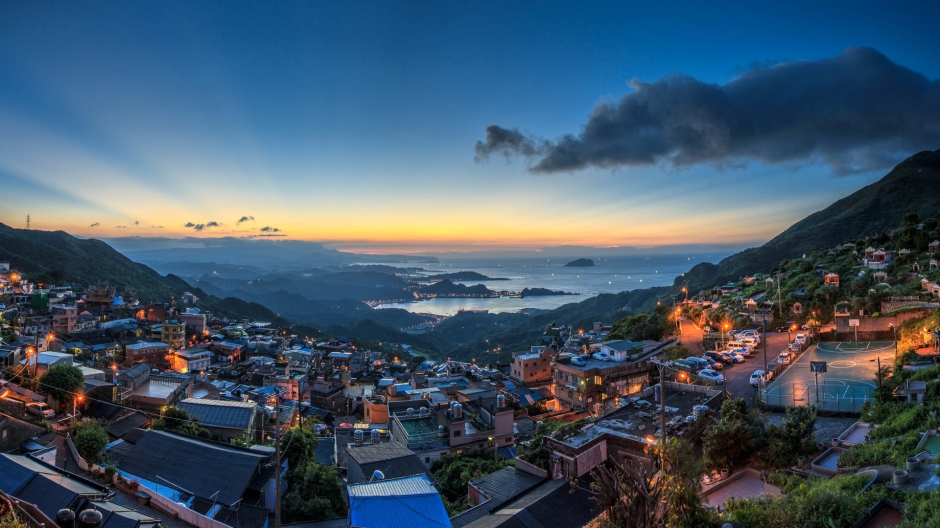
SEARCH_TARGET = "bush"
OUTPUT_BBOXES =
[73,419,109,465]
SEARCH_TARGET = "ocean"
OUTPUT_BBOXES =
[372,252,731,316]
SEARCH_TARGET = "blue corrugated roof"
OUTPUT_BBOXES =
[347,475,451,528]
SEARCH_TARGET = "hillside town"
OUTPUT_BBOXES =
[3,213,940,528]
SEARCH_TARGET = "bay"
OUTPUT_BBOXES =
[372,252,730,316]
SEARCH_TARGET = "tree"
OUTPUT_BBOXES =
[661,344,690,362]
[73,419,109,464]
[37,365,84,409]
[431,447,514,515]
[587,439,714,528]
[282,462,346,523]
[763,406,817,468]
[703,399,766,470]
[651,439,715,528]
[281,425,319,474]
[151,407,201,436]
[874,363,893,403]
[588,461,663,527]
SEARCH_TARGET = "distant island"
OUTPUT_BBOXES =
[418,279,494,297]
[426,271,509,281]
[520,287,577,298]
[564,258,595,267]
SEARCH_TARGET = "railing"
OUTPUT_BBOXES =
[759,381,873,413]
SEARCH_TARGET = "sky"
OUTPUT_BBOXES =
[1,1,939,254]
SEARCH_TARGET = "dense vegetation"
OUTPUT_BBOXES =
[431,447,514,515]
[279,425,346,523]
[679,148,940,291]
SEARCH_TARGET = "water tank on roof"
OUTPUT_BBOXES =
[453,403,463,420]
[354,429,364,446]
[406,407,414,417]
[693,405,709,421]
[56,509,75,528]
[77,510,102,528]
[371,429,381,444]
[439,425,446,437]
[496,394,506,409]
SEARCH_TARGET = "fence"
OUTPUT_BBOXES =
[759,380,874,413]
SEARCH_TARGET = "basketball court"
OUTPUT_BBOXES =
[760,341,896,412]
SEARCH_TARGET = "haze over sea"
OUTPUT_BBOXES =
[372,251,734,316]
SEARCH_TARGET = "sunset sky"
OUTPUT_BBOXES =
[2,2,939,253]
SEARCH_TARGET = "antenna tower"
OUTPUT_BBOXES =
[26,214,30,230]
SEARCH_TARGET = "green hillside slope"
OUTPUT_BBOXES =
[680,149,940,290]
[0,223,184,302]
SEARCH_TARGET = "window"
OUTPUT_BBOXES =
[454,430,461,437]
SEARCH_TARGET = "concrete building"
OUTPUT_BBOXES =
[510,347,553,384]
[552,352,652,411]
[50,304,77,333]
[171,348,212,374]
[125,342,171,368]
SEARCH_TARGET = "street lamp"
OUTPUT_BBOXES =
[722,323,729,348]
[488,436,497,462]
[889,324,898,359]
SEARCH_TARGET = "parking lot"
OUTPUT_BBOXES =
[678,320,799,405]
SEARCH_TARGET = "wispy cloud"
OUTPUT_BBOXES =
[260,226,281,232]
[133,220,139,226]
[116,225,126,228]
[151,225,164,229]
[476,47,940,175]
[89,222,99,227]
[236,215,255,224]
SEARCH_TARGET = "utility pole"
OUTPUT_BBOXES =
[271,397,282,528]
[776,273,783,318]
[658,363,667,465]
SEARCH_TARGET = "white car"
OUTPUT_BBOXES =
[720,351,745,363]
[26,402,55,419]
[750,370,772,387]
[729,347,752,357]
[698,369,724,384]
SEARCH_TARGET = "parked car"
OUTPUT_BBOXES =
[702,358,724,370]
[778,351,793,365]
[800,323,810,330]
[685,357,710,369]
[730,347,752,357]
[674,359,700,372]
[775,322,797,332]
[720,351,745,363]
[795,333,807,344]
[742,336,760,347]
[750,369,773,387]
[704,351,729,364]
[26,402,55,419]
[703,326,715,333]
[698,369,724,384]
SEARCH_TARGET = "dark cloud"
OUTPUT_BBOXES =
[245,234,287,238]
[236,215,255,224]
[133,220,139,226]
[185,221,221,231]
[260,226,281,232]
[89,222,99,227]
[474,126,547,162]
[477,47,940,175]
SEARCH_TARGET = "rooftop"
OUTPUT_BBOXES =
[347,475,450,528]
[177,398,257,430]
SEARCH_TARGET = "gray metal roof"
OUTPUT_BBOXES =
[111,430,267,505]
[177,398,257,430]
